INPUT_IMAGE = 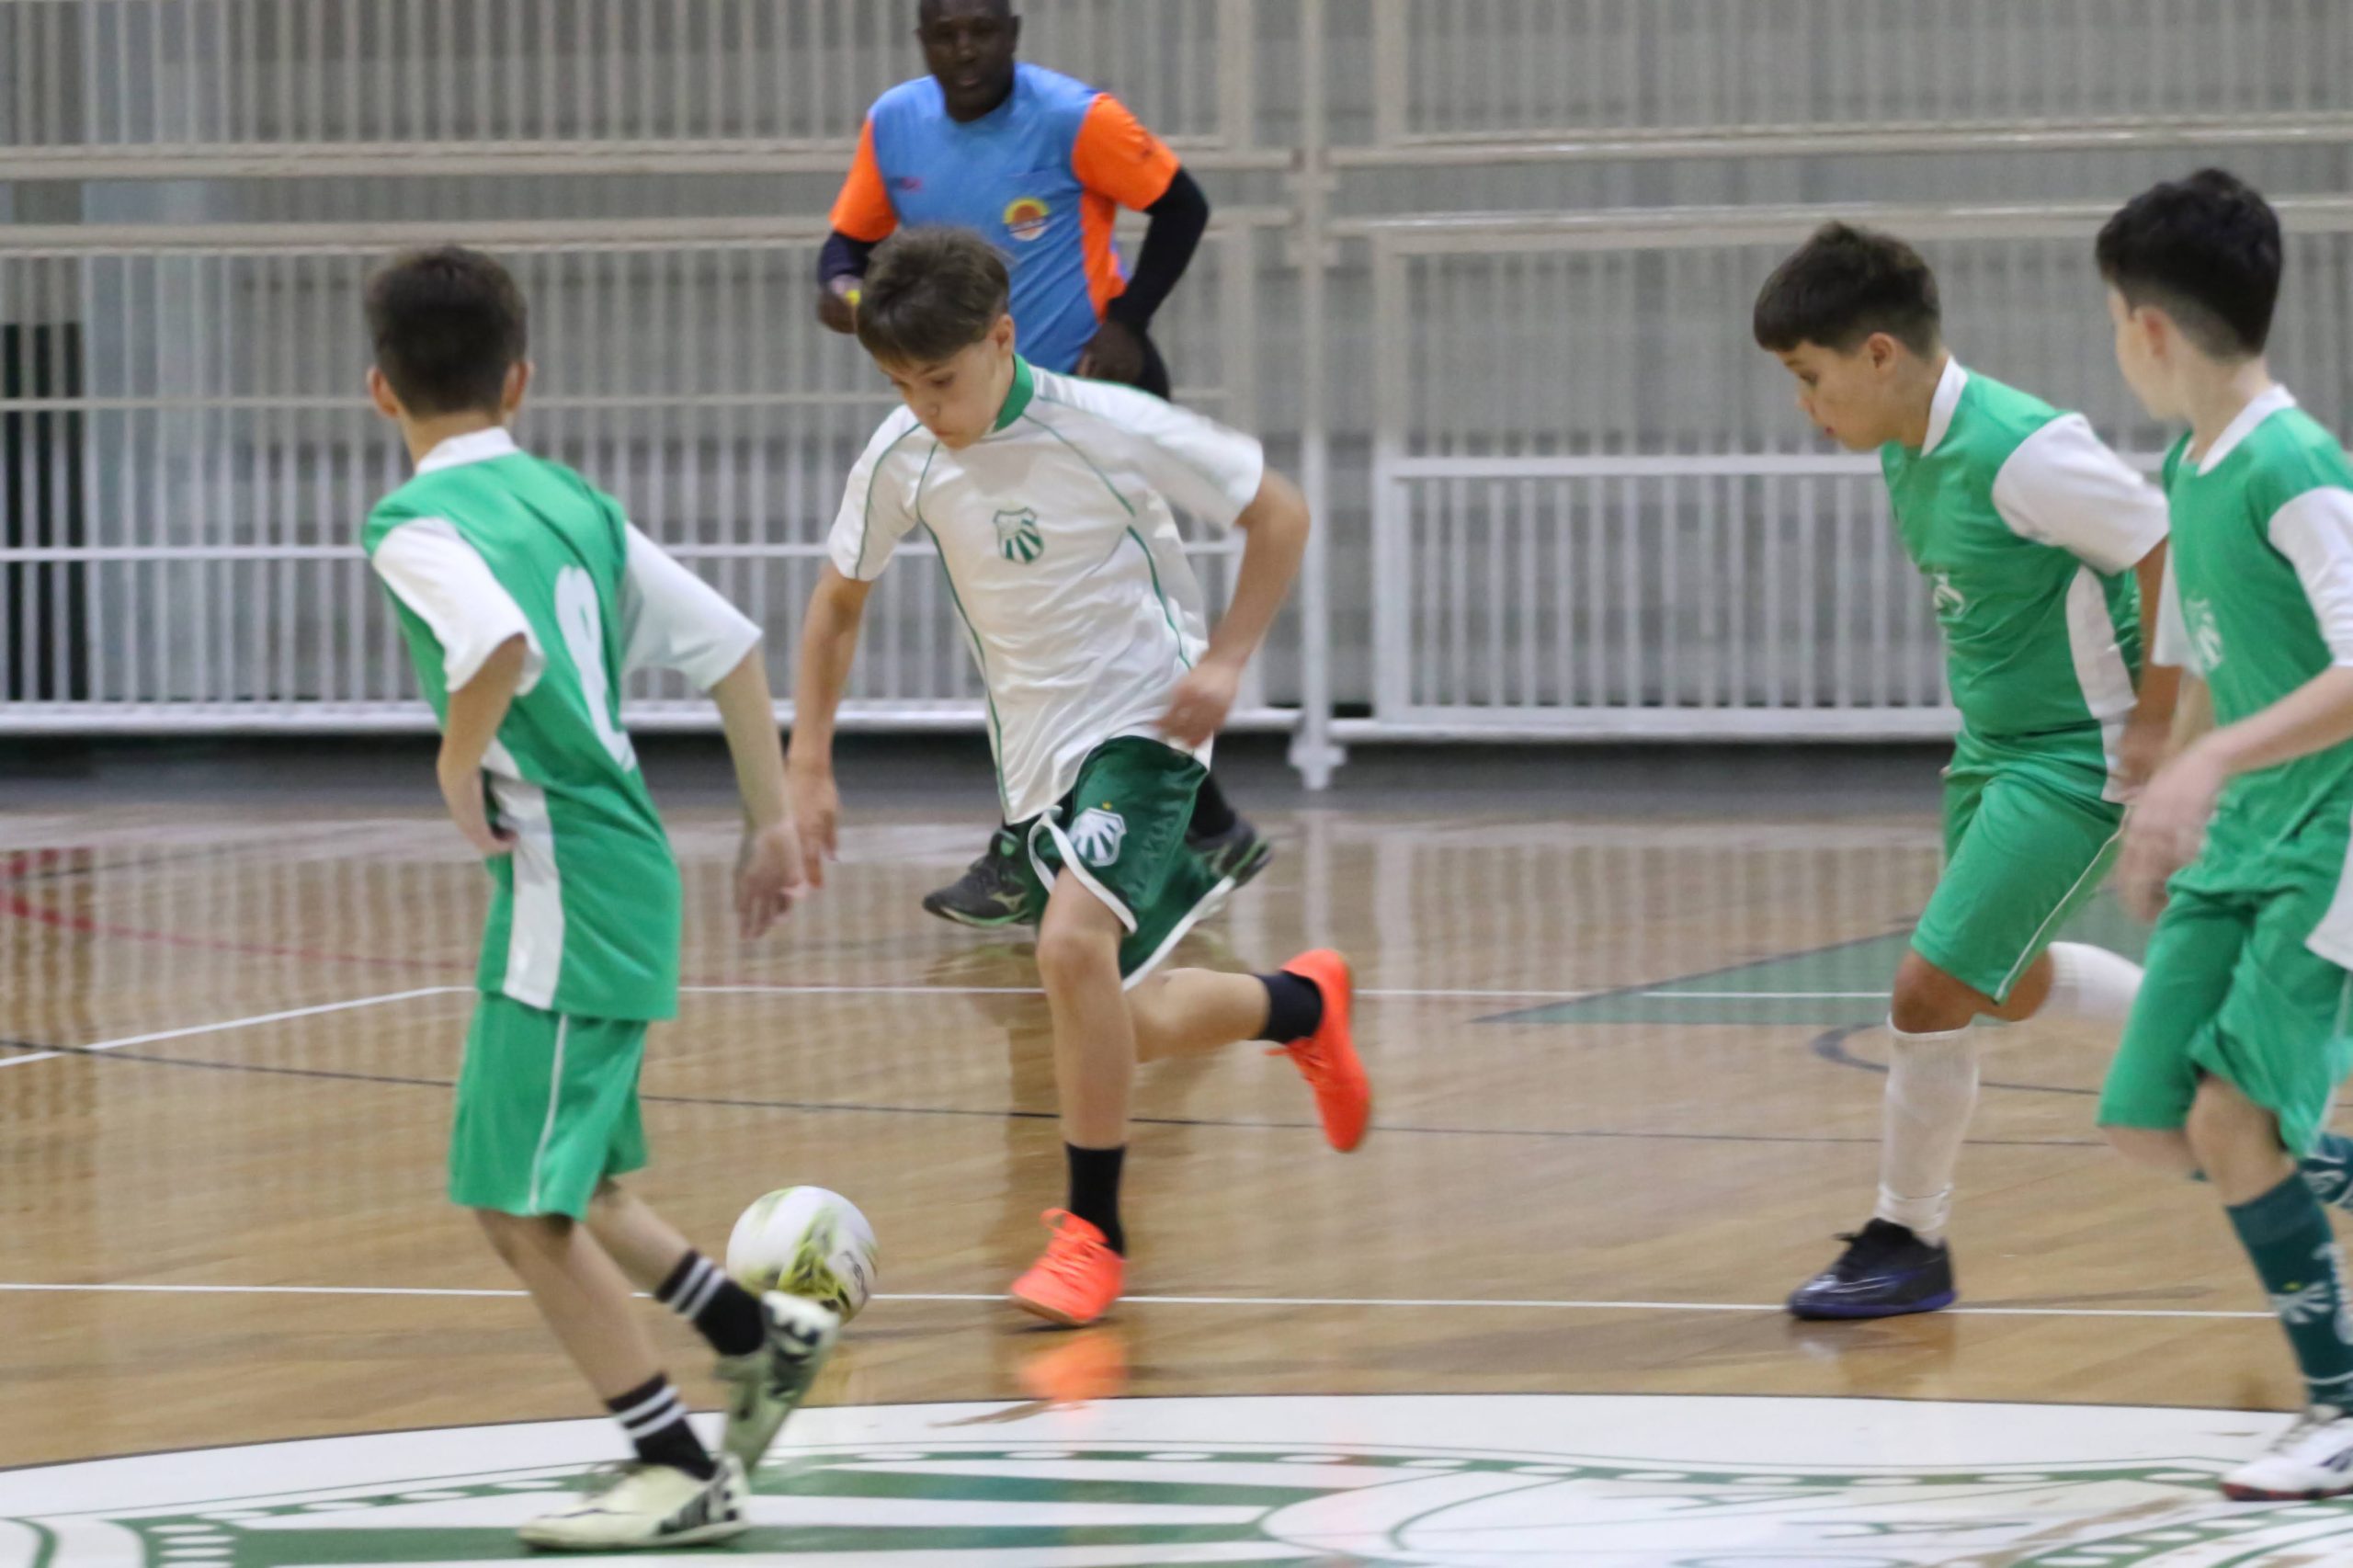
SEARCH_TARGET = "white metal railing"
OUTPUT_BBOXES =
[0,210,1293,734]
[0,0,1262,176]
[12,1,2353,776]
[1363,0,2353,151]
[1353,199,2353,742]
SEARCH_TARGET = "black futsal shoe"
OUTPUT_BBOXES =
[1787,1219,1957,1320]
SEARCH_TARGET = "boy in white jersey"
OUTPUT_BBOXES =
[2097,171,2353,1498]
[362,248,840,1548]
[788,227,1370,1326]
[1753,224,2176,1318]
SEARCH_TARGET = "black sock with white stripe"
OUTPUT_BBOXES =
[606,1373,715,1480]
[656,1250,767,1359]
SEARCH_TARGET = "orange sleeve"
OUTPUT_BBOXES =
[828,119,900,244]
[1070,94,1180,211]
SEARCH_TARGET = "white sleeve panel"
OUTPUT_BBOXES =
[1990,414,2171,574]
[2268,487,2353,665]
[828,415,928,581]
[1041,378,1265,528]
[1115,396,1265,529]
[369,517,546,693]
[2149,549,2193,672]
[620,525,762,688]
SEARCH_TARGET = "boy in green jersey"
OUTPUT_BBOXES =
[1754,224,2177,1319]
[788,228,1370,1328]
[2097,171,2353,1498]
[361,248,840,1548]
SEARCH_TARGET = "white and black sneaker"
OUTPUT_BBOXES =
[717,1293,841,1471]
[517,1455,748,1550]
[2223,1405,2353,1500]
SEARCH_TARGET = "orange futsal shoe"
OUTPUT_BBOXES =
[1010,1210,1126,1327]
[1274,949,1371,1152]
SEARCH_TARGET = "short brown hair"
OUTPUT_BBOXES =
[365,245,529,417]
[856,228,1011,366]
[1753,222,1942,358]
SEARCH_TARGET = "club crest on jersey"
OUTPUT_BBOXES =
[1932,571,1968,619]
[1069,806,1126,867]
[1004,197,1051,244]
[994,507,1044,563]
[2185,594,2226,672]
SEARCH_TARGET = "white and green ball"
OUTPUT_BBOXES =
[725,1186,880,1323]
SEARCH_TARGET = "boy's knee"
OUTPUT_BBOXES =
[475,1208,570,1266]
[1889,952,1986,1034]
[1035,921,1119,991]
[2102,1123,2199,1175]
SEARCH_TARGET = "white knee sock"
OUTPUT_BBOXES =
[2040,941,2143,1024]
[1876,1023,1979,1242]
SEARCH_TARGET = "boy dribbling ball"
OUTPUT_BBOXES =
[361,246,840,1549]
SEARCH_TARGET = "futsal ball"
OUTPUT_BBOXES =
[725,1186,880,1323]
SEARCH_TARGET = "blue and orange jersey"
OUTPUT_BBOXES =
[830,62,1181,373]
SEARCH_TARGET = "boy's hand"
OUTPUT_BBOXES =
[2118,744,2224,921]
[789,765,842,889]
[734,820,807,939]
[1075,319,1146,386]
[438,766,517,858]
[1157,658,1242,748]
[817,277,860,335]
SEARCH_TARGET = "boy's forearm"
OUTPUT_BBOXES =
[2131,541,2177,725]
[709,648,790,830]
[1201,472,1308,671]
[437,635,528,782]
[2198,666,2353,779]
[2134,661,2183,728]
[788,588,864,771]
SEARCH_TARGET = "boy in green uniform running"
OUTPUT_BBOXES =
[787,227,1370,1328]
[1754,224,2177,1318]
[2096,170,2353,1499]
[361,247,841,1548]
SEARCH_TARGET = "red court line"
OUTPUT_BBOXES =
[0,891,463,973]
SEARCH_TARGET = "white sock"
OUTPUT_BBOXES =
[2040,941,2143,1024]
[1875,1022,1978,1242]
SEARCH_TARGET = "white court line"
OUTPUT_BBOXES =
[0,1280,2272,1322]
[677,985,1894,1003]
[0,985,470,1069]
[0,981,1885,1071]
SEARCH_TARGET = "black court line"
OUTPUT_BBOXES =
[0,1031,2103,1149]
[1813,1023,2099,1098]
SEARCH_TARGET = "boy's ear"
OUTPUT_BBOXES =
[366,365,402,421]
[502,360,532,415]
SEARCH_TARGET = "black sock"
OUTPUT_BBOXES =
[1188,774,1238,838]
[655,1251,767,1359]
[606,1373,715,1480]
[1066,1143,1128,1256]
[1256,971,1324,1044]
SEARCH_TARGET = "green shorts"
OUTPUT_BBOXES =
[2100,843,2353,1157]
[449,993,649,1221]
[1011,736,1230,984]
[1909,737,2124,1003]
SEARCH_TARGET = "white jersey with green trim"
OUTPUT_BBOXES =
[830,358,1265,824]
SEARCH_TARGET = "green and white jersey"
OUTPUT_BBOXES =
[2152,387,2353,951]
[832,357,1264,824]
[365,428,761,1020]
[1881,361,2168,794]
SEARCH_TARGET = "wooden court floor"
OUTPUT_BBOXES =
[0,783,2322,1475]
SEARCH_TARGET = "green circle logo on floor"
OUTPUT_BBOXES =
[8,1394,2352,1564]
